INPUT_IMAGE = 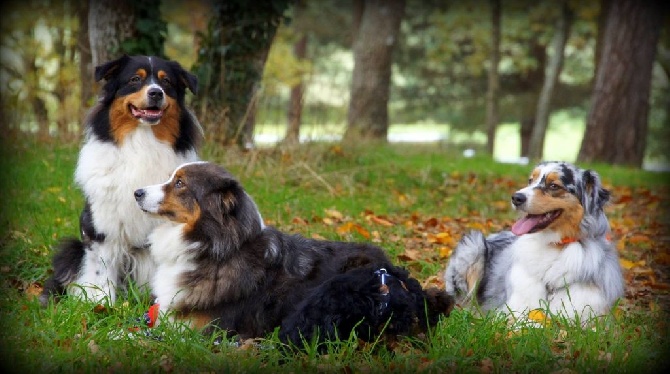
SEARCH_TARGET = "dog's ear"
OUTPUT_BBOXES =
[581,169,610,214]
[94,55,130,82]
[168,61,198,95]
[204,177,239,219]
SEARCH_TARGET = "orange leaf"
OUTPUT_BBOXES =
[619,258,637,270]
[528,309,550,325]
[439,246,452,258]
[352,224,371,239]
[434,232,454,245]
[369,215,394,227]
[336,222,355,235]
[291,217,309,225]
[25,283,43,299]
[336,222,370,239]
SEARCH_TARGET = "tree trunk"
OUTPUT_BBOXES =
[519,42,546,158]
[88,0,136,69]
[78,0,93,122]
[485,0,501,155]
[577,0,662,167]
[528,0,573,160]
[284,33,308,145]
[344,0,405,142]
[193,1,287,147]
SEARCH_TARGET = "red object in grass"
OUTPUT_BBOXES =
[147,303,160,328]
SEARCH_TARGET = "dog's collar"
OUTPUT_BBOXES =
[374,268,391,316]
[551,237,578,248]
[550,233,612,248]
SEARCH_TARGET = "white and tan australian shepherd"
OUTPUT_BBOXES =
[40,55,202,304]
[444,161,624,321]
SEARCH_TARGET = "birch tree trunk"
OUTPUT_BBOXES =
[528,0,573,160]
[485,0,501,155]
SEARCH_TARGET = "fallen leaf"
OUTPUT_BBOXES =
[439,246,452,258]
[397,249,421,262]
[528,309,550,325]
[291,217,309,225]
[368,215,394,227]
[619,259,638,270]
[324,209,344,220]
[25,283,43,299]
[87,339,99,355]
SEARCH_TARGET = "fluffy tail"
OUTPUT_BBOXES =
[39,238,86,306]
[443,231,487,305]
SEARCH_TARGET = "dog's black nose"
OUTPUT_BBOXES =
[147,87,164,101]
[511,192,526,207]
[134,189,145,202]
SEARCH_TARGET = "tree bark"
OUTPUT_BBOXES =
[485,0,501,155]
[284,33,308,145]
[78,0,93,121]
[88,0,136,69]
[519,42,546,158]
[193,1,287,147]
[528,0,573,160]
[344,0,405,142]
[283,0,308,145]
[577,0,663,167]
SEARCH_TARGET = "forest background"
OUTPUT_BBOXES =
[1,0,668,170]
[1,1,669,371]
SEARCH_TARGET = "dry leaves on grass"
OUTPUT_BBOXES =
[288,183,669,312]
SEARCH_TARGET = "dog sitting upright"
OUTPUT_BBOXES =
[40,55,202,305]
[133,161,453,346]
[444,161,624,321]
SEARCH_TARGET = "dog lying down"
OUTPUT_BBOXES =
[444,161,624,322]
[133,161,453,347]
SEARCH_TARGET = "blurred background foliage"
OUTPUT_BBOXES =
[0,0,668,166]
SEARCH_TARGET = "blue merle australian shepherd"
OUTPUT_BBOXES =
[444,161,624,321]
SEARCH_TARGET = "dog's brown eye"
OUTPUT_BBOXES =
[174,179,184,189]
[162,77,172,85]
[548,183,561,190]
[528,178,532,185]
[130,75,141,84]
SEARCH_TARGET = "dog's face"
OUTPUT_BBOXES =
[134,162,263,258]
[134,162,237,227]
[510,162,610,239]
[94,55,198,143]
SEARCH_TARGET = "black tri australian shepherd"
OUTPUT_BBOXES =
[133,161,453,346]
[40,55,202,305]
[444,161,624,321]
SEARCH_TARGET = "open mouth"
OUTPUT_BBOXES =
[511,209,562,236]
[130,104,164,123]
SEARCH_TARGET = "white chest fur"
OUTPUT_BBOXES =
[149,223,198,310]
[75,127,198,247]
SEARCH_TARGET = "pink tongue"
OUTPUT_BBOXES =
[511,215,542,236]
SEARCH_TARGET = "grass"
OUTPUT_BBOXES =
[1,137,668,372]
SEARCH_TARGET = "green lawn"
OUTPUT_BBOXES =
[0,138,668,372]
